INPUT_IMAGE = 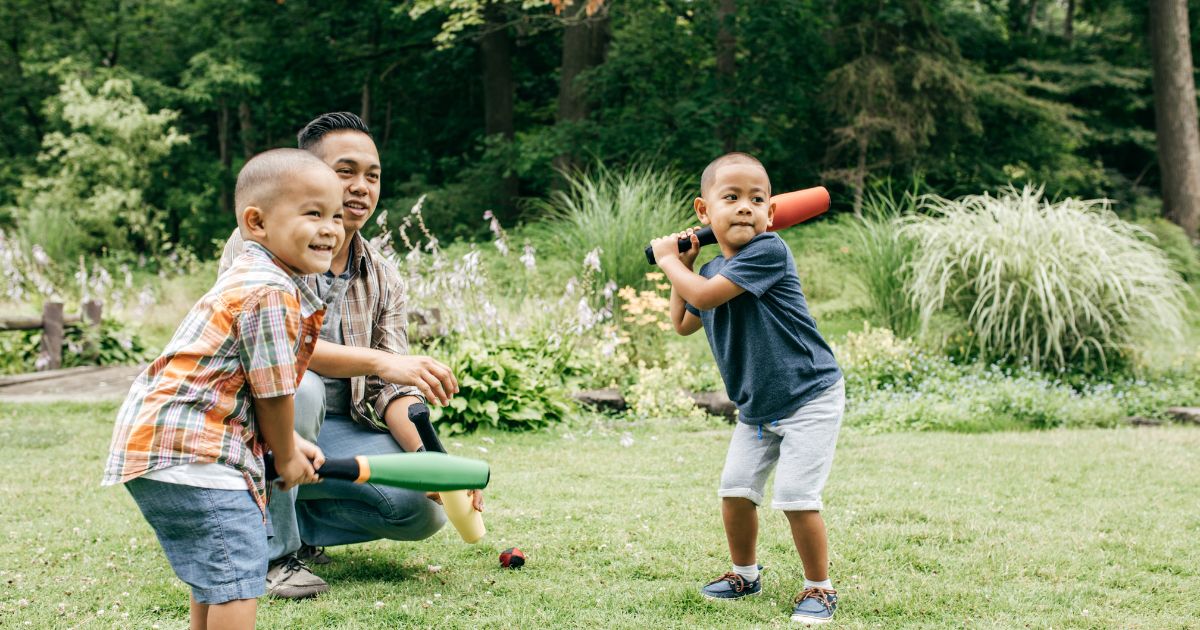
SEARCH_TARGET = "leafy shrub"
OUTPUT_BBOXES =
[901,186,1189,373]
[1134,217,1200,284]
[527,162,695,290]
[836,324,1200,433]
[624,361,711,424]
[833,323,956,392]
[11,70,188,261]
[428,335,577,435]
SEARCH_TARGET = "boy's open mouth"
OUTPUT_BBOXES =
[309,243,335,253]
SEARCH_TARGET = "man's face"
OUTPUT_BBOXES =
[696,163,775,252]
[311,130,381,235]
[258,165,345,274]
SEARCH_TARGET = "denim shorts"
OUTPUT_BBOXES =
[126,477,268,604]
[718,378,845,511]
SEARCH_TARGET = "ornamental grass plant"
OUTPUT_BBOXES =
[901,186,1190,373]
[850,184,920,337]
[527,162,695,291]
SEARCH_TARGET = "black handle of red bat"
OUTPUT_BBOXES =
[644,227,718,265]
[264,452,360,482]
[408,402,446,454]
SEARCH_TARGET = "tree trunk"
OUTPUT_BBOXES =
[1025,0,1039,35]
[716,0,737,152]
[361,79,372,129]
[1065,0,1075,44]
[218,99,232,216]
[553,1,610,176]
[480,2,518,215]
[481,5,514,140]
[238,100,254,159]
[1149,0,1200,239]
[852,136,867,218]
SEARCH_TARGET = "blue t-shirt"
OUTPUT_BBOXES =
[685,232,842,425]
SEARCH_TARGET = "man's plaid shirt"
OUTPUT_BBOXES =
[220,229,421,431]
[103,242,325,510]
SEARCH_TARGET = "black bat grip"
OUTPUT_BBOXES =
[264,452,361,482]
[644,227,717,265]
[409,402,446,454]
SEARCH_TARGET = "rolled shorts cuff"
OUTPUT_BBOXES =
[193,577,265,604]
[771,499,823,512]
[718,488,765,506]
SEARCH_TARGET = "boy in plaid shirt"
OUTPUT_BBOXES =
[103,149,344,629]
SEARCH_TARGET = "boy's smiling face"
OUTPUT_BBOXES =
[696,162,775,257]
[251,165,345,274]
[311,130,381,235]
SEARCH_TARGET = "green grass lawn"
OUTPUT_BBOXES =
[2,403,1198,629]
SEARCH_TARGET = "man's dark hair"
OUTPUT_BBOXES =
[297,112,372,150]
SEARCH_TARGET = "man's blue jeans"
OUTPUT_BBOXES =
[266,371,446,561]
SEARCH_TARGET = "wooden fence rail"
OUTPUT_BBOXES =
[0,300,102,371]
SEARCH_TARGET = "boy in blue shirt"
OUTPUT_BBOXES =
[650,152,845,625]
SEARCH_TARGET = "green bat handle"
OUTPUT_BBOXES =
[265,452,490,492]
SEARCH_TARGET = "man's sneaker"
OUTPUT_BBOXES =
[700,571,762,600]
[297,543,331,565]
[791,586,837,625]
[266,555,329,599]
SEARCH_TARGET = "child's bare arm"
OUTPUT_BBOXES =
[650,231,746,311]
[669,286,703,335]
[254,394,317,490]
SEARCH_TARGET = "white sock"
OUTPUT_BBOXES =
[804,578,833,590]
[732,563,759,582]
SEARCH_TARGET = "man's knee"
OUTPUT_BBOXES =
[293,371,326,442]
[378,490,447,541]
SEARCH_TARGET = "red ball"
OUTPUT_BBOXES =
[499,547,525,569]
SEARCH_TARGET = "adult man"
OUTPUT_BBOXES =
[219,112,479,598]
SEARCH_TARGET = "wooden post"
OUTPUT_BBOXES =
[38,301,64,371]
[81,299,103,361]
[82,299,102,328]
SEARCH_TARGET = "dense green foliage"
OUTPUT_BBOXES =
[2,0,1196,259]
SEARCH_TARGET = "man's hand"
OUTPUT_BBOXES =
[373,355,459,406]
[426,489,485,512]
[274,445,318,491]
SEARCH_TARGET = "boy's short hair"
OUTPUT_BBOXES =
[297,112,372,150]
[234,148,328,216]
[700,152,771,197]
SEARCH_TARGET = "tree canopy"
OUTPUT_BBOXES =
[2,0,1197,257]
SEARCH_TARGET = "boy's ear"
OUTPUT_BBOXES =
[242,206,268,239]
[694,197,712,225]
[767,201,776,228]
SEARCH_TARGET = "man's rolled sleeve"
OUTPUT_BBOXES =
[368,268,423,419]
[238,288,302,399]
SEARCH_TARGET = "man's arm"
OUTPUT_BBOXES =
[308,340,456,406]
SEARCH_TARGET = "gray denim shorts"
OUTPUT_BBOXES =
[126,477,268,604]
[718,378,845,511]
